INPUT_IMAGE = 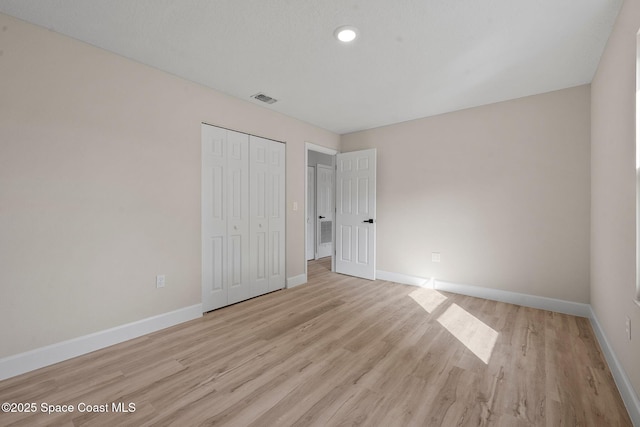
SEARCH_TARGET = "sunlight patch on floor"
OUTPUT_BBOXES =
[437,303,498,364]
[408,288,448,313]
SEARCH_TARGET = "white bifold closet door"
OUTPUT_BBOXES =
[202,125,285,312]
[201,125,250,311]
[249,135,285,297]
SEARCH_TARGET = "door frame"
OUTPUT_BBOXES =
[315,163,334,259]
[306,165,316,261]
[305,143,338,278]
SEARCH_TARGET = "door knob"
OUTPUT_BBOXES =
[319,216,325,219]
[362,219,374,223]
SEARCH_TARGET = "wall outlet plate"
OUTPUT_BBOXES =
[156,275,166,289]
[432,252,441,263]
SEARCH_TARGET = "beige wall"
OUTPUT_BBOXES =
[0,13,339,358]
[342,85,591,303]
[591,0,640,400]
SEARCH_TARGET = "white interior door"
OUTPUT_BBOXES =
[267,140,286,292]
[226,131,250,305]
[250,136,285,296]
[306,166,315,261]
[335,149,376,280]
[250,136,270,297]
[316,164,334,259]
[202,125,250,312]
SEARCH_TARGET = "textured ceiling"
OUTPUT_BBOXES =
[0,0,623,134]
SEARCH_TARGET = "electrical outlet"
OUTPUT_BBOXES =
[293,201,298,211]
[156,275,166,289]
[626,316,631,341]
[431,252,441,263]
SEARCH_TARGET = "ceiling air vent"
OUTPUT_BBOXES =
[252,92,277,104]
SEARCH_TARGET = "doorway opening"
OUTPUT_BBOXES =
[305,143,337,278]
[305,144,378,282]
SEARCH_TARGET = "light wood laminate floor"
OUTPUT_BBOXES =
[0,258,632,426]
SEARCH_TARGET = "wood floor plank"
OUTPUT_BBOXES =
[0,258,632,426]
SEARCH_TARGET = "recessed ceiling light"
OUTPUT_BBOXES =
[334,26,358,43]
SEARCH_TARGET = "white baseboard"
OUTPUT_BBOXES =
[427,279,638,422]
[589,308,640,426]
[287,273,307,289]
[0,304,202,381]
[433,280,592,318]
[375,272,590,318]
[376,270,431,287]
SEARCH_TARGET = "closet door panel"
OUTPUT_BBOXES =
[202,125,228,311]
[268,141,286,291]
[250,136,270,297]
[226,130,250,305]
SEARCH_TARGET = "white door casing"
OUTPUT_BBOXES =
[335,149,377,280]
[306,166,315,261]
[316,164,334,259]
